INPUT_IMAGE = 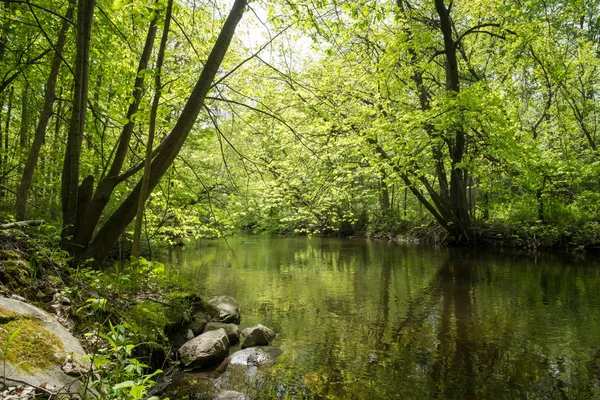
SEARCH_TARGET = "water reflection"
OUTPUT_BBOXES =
[165,237,600,399]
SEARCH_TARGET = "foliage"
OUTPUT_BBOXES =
[82,322,161,400]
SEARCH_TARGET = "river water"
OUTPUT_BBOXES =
[165,236,600,399]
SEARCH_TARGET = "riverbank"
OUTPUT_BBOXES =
[0,227,204,399]
[330,219,600,256]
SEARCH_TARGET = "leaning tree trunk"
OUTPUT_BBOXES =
[132,0,173,258]
[79,0,247,263]
[61,0,94,245]
[71,2,160,253]
[16,4,73,220]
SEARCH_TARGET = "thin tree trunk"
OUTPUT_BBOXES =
[16,4,73,220]
[2,86,13,177]
[61,0,94,244]
[0,92,4,178]
[380,174,390,216]
[80,0,247,263]
[18,84,29,149]
[132,0,173,258]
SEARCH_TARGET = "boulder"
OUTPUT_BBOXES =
[0,297,88,395]
[240,324,275,348]
[207,295,240,323]
[179,328,229,368]
[204,322,240,344]
[214,390,250,400]
[229,347,283,367]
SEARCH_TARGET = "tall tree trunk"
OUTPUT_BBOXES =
[379,174,390,216]
[61,0,94,245]
[132,0,174,258]
[16,4,73,220]
[1,86,13,183]
[0,92,4,180]
[435,0,470,240]
[18,84,29,149]
[72,3,160,252]
[80,0,247,263]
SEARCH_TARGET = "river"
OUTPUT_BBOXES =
[165,236,600,399]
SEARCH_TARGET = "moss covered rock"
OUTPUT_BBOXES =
[128,300,184,337]
[0,297,88,395]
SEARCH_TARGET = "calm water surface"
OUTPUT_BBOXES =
[165,236,600,399]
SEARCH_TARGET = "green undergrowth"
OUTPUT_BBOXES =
[0,227,204,398]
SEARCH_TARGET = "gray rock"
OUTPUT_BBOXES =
[186,329,195,341]
[240,324,275,348]
[179,328,229,368]
[207,295,240,323]
[229,347,283,366]
[214,390,250,400]
[204,322,240,344]
[0,297,89,396]
[189,311,211,336]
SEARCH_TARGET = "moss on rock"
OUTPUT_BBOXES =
[128,301,183,337]
[0,307,65,372]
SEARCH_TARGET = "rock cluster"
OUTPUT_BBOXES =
[176,295,281,399]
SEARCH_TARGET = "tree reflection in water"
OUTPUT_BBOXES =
[167,237,600,399]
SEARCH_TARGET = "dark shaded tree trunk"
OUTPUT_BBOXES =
[16,4,73,220]
[18,85,29,150]
[79,0,247,263]
[380,174,390,216]
[72,3,160,253]
[61,0,94,245]
[1,86,13,191]
[391,0,472,242]
[434,0,471,240]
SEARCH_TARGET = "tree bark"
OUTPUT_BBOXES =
[434,0,470,240]
[18,85,29,149]
[72,2,160,252]
[61,0,94,245]
[1,86,13,189]
[16,4,73,220]
[132,0,174,258]
[80,0,247,263]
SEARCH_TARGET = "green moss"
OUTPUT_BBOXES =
[0,307,65,372]
[128,301,183,337]
[0,307,20,323]
[0,250,20,260]
[0,258,31,287]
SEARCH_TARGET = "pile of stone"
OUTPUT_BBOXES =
[177,295,281,400]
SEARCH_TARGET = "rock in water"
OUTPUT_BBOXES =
[179,328,230,368]
[0,297,89,396]
[214,390,250,400]
[229,347,283,366]
[240,324,275,348]
[204,322,240,344]
[207,295,240,323]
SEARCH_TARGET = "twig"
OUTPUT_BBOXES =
[0,220,45,230]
